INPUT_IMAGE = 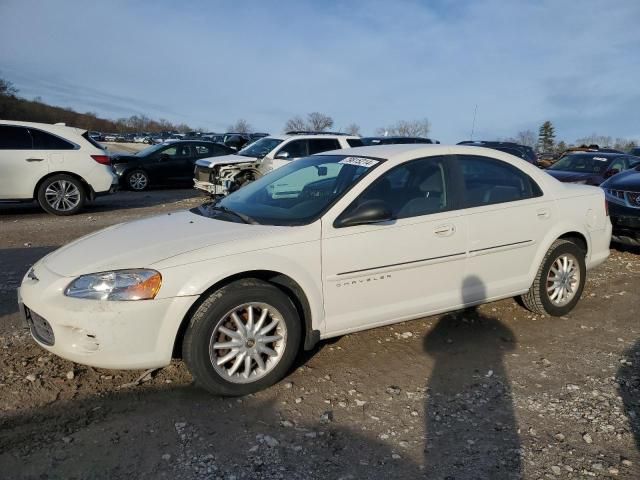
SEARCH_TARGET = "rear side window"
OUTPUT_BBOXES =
[0,125,32,149]
[30,129,75,150]
[458,155,542,207]
[346,138,364,147]
[308,138,341,155]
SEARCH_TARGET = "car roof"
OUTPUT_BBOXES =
[0,119,86,136]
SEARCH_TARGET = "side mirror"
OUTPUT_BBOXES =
[334,200,394,228]
[275,151,290,160]
[605,168,620,178]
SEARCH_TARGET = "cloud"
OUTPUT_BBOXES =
[1,0,639,142]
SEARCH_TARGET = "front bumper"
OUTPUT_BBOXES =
[19,263,197,370]
[607,202,640,245]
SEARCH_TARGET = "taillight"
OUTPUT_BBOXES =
[91,154,111,165]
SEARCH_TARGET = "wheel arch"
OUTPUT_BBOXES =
[526,227,590,289]
[33,171,95,200]
[172,269,319,359]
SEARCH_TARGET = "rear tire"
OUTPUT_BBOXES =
[520,239,586,316]
[37,174,86,216]
[126,169,149,191]
[182,279,301,396]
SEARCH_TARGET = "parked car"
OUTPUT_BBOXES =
[103,133,118,142]
[194,132,362,196]
[361,136,432,146]
[133,133,152,144]
[457,141,538,165]
[19,144,611,395]
[0,120,117,215]
[602,165,640,247]
[111,140,234,191]
[89,131,103,142]
[545,152,640,185]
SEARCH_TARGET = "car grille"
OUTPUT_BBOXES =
[25,307,55,346]
[606,189,640,209]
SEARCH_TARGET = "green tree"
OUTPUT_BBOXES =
[537,121,555,152]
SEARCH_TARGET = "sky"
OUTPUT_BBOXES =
[1,0,639,143]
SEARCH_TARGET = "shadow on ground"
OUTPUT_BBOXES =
[619,340,640,452]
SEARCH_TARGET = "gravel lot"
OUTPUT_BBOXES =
[0,189,639,479]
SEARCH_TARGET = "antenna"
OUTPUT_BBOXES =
[470,104,478,140]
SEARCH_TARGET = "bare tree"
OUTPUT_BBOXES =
[0,78,18,97]
[307,112,334,132]
[344,123,361,136]
[515,130,536,148]
[284,115,307,132]
[575,133,612,148]
[227,119,252,133]
[376,118,431,137]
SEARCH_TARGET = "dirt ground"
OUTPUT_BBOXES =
[1,189,639,480]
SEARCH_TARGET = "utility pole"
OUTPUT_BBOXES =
[470,104,478,140]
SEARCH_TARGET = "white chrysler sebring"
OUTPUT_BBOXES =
[19,145,611,395]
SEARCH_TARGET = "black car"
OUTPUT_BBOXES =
[602,165,640,247]
[457,141,537,165]
[361,136,435,146]
[111,140,235,191]
[546,152,640,186]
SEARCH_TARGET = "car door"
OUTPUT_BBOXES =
[0,125,49,199]
[321,155,467,335]
[153,144,191,182]
[456,154,552,300]
[272,139,308,170]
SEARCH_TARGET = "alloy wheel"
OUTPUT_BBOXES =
[209,302,287,384]
[546,253,580,307]
[129,172,148,190]
[44,180,81,212]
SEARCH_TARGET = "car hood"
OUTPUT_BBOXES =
[546,170,601,184]
[601,169,640,191]
[40,211,283,277]
[196,154,258,167]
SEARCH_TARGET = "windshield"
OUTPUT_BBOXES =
[135,144,167,157]
[237,137,283,158]
[191,154,383,226]
[549,153,614,174]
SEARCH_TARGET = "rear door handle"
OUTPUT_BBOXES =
[537,208,550,219]
[26,158,44,162]
[434,224,455,237]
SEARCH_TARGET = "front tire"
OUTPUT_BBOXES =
[183,279,301,396]
[520,239,586,316]
[37,174,86,215]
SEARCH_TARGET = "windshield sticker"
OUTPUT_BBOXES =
[339,157,379,168]
[593,157,608,161]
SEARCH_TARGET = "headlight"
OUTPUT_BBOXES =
[64,269,162,301]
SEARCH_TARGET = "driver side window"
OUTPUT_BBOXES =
[344,156,452,220]
[276,140,308,159]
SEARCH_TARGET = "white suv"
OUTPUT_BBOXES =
[193,132,363,195]
[0,121,117,215]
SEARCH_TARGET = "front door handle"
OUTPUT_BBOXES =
[26,158,44,162]
[434,224,455,237]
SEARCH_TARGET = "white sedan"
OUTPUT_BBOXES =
[18,145,611,395]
